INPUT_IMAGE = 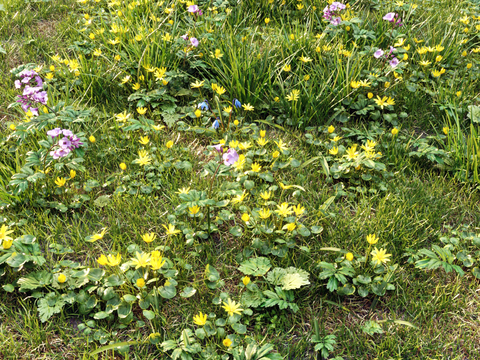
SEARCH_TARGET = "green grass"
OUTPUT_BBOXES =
[1,0,480,359]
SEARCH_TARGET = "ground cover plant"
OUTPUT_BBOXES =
[1,0,480,358]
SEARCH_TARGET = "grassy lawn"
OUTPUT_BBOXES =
[0,0,479,359]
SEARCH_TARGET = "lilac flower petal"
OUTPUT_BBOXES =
[223,148,239,166]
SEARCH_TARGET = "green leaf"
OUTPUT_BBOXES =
[180,287,197,298]
[231,322,247,334]
[143,310,155,320]
[18,271,53,291]
[238,257,271,276]
[2,284,14,292]
[117,301,132,318]
[38,292,66,322]
[94,195,111,208]
[229,226,243,237]
[158,285,176,299]
[94,311,110,320]
[105,274,124,287]
[472,267,480,279]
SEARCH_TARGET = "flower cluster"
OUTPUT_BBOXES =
[374,46,399,68]
[187,4,202,16]
[383,12,402,27]
[323,2,347,26]
[180,33,199,47]
[14,70,48,116]
[47,128,84,159]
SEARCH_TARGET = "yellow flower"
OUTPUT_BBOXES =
[89,135,96,143]
[242,103,254,111]
[431,69,442,77]
[265,18,270,24]
[394,38,405,47]
[97,254,108,266]
[0,225,13,243]
[367,92,374,99]
[223,106,233,113]
[391,128,399,135]
[136,278,145,288]
[370,247,392,266]
[419,60,431,67]
[289,34,295,40]
[191,80,205,88]
[260,130,266,138]
[194,109,202,118]
[329,147,339,155]
[328,125,335,133]
[286,89,300,102]
[211,49,223,59]
[374,96,395,109]
[344,145,358,160]
[132,83,141,90]
[176,187,191,195]
[258,208,271,219]
[345,253,354,261]
[272,151,280,158]
[45,73,54,80]
[232,190,248,204]
[350,81,361,89]
[2,239,13,250]
[403,53,408,61]
[274,139,288,153]
[137,107,147,115]
[435,55,443,62]
[251,163,262,172]
[166,141,174,149]
[189,205,200,215]
[282,64,291,72]
[229,140,239,149]
[120,163,127,171]
[150,251,166,270]
[259,191,271,200]
[283,223,296,231]
[384,81,391,88]
[366,234,378,245]
[292,204,305,216]
[55,177,67,187]
[106,253,122,266]
[222,298,243,317]
[69,170,76,179]
[456,91,462,97]
[241,213,250,222]
[242,276,251,286]
[139,136,150,145]
[443,127,449,135]
[223,338,233,347]
[234,120,239,126]
[57,274,67,283]
[9,124,16,131]
[467,63,472,69]
[275,202,293,217]
[130,252,151,269]
[88,227,108,242]
[215,86,226,95]
[162,224,181,235]
[193,312,208,326]
[142,233,156,243]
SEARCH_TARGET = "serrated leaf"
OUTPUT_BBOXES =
[238,257,271,276]
[38,292,66,322]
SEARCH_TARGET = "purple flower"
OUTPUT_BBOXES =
[374,49,384,58]
[59,137,72,149]
[389,46,396,54]
[330,17,342,26]
[190,37,199,47]
[188,5,199,13]
[47,128,63,138]
[62,129,73,137]
[213,144,223,153]
[223,148,239,166]
[181,34,189,40]
[50,148,71,159]
[383,12,396,22]
[15,80,21,89]
[389,57,399,68]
